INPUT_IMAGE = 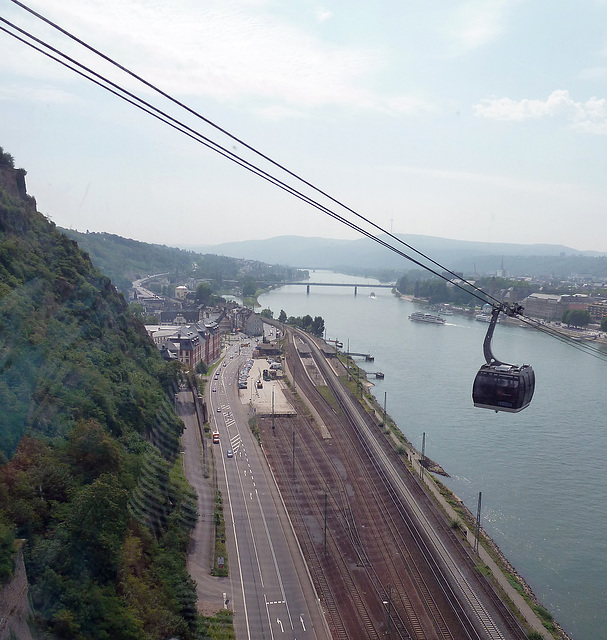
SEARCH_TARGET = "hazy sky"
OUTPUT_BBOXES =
[2,0,607,252]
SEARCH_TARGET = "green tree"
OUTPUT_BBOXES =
[260,308,273,319]
[66,419,121,483]
[564,309,591,327]
[278,309,287,323]
[0,515,16,585]
[64,474,129,581]
[601,316,607,332]
[241,278,257,298]
[195,282,213,306]
[0,146,15,168]
[311,316,325,337]
[396,275,407,295]
[129,302,144,321]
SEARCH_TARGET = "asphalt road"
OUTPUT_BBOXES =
[183,339,330,640]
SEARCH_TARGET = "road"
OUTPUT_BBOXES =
[182,338,330,640]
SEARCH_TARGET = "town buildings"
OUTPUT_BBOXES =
[521,292,607,322]
[137,282,264,367]
[146,321,222,369]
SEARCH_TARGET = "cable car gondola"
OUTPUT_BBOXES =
[472,305,535,413]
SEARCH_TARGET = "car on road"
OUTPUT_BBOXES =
[212,387,217,392]
[227,449,233,458]
[217,407,222,412]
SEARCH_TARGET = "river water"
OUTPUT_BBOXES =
[259,270,607,640]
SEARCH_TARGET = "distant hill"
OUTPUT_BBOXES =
[61,229,307,293]
[186,234,607,278]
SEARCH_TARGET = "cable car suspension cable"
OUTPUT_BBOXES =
[4,4,607,366]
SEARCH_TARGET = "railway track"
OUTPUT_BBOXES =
[259,324,528,639]
[262,330,481,640]
[312,344,527,640]
[304,328,527,639]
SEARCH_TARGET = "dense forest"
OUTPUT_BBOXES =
[0,153,201,639]
[62,228,307,295]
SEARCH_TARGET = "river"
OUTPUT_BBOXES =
[259,270,607,640]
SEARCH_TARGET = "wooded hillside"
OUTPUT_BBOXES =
[0,157,199,639]
[62,228,307,294]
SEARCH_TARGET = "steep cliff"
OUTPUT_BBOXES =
[0,150,198,639]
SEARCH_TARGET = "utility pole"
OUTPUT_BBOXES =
[324,492,328,554]
[420,432,426,480]
[383,391,387,427]
[383,586,392,635]
[475,492,482,554]
[272,386,275,430]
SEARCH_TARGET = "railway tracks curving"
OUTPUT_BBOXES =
[258,325,528,639]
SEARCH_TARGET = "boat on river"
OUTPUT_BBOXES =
[408,311,446,324]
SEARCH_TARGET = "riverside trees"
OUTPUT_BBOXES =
[562,309,591,328]
[286,314,325,337]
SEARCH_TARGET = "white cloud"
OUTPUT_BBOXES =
[2,0,442,120]
[579,66,607,81]
[473,89,607,133]
[473,89,573,120]
[254,104,310,120]
[314,7,333,24]
[0,84,76,104]
[10,0,390,114]
[572,96,607,134]
[376,95,437,116]
[384,163,579,197]
[447,0,522,52]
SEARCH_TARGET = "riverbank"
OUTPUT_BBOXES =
[337,344,569,640]
[397,291,607,345]
[259,273,603,638]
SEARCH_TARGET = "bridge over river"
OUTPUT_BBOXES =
[262,281,395,295]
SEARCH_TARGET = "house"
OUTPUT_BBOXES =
[160,309,203,325]
[588,300,607,322]
[254,342,281,358]
[197,322,221,364]
[520,293,567,321]
[232,308,264,336]
[521,293,590,321]
[175,285,189,301]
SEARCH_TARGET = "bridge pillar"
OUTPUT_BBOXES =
[306,284,310,294]
[354,286,357,296]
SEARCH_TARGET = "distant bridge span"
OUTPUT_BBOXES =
[262,281,395,295]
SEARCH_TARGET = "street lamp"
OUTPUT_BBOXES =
[382,586,392,635]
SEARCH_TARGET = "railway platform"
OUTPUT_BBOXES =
[239,358,296,416]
